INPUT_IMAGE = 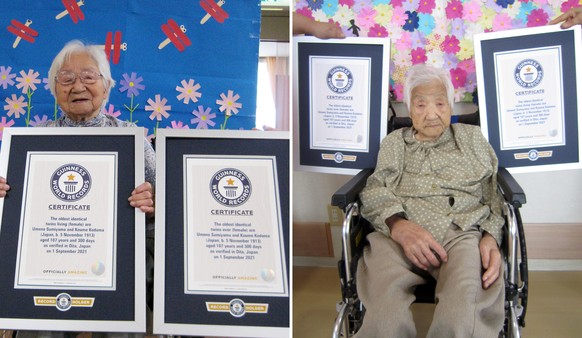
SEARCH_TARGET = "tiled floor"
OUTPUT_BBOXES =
[293,266,582,338]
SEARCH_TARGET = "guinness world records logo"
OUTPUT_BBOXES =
[56,293,72,311]
[514,59,543,88]
[210,168,252,207]
[229,298,246,317]
[51,164,92,202]
[327,66,353,94]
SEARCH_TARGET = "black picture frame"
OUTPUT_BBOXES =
[294,36,391,175]
[475,25,582,172]
[153,129,290,337]
[0,127,146,331]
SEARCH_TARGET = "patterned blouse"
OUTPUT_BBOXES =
[360,123,504,245]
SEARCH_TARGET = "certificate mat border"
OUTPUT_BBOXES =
[293,36,390,175]
[0,127,146,332]
[183,155,287,297]
[474,25,582,173]
[154,129,290,337]
[15,151,118,290]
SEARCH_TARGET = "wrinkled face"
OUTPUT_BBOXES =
[409,80,452,141]
[55,52,108,121]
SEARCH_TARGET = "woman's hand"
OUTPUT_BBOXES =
[128,181,154,215]
[0,177,10,198]
[550,7,582,29]
[480,232,501,289]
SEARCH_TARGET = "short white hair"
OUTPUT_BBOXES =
[403,64,454,111]
[48,39,116,100]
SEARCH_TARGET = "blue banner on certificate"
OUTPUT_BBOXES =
[154,130,289,338]
[184,156,286,296]
[474,25,582,172]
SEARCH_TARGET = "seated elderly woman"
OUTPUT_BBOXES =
[354,64,505,337]
[0,40,155,336]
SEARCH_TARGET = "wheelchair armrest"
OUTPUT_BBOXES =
[331,168,374,210]
[497,167,526,208]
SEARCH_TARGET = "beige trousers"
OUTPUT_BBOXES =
[354,225,504,338]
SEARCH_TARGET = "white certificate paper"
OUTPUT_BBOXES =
[184,155,287,296]
[309,56,371,152]
[15,152,117,290]
[494,46,565,150]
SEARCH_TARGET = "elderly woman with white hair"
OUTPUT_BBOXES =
[355,64,505,337]
[0,40,156,337]
[44,39,155,208]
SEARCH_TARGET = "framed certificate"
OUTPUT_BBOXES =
[0,127,146,331]
[293,37,391,175]
[474,25,582,173]
[154,130,290,337]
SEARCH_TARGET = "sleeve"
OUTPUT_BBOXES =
[473,129,505,245]
[359,131,406,237]
[143,139,156,187]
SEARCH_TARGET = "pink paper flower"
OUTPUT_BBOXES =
[357,7,377,29]
[15,69,41,94]
[146,95,171,121]
[169,120,190,129]
[417,0,435,14]
[411,47,427,65]
[29,115,50,127]
[176,79,202,104]
[462,1,481,22]
[561,0,579,13]
[391,7,408,27]
[4,94,27,118]
[441,35,460,54]
[445,0,463,19]
[216,90,242,116]
[395,31,413,51]
[527,8,549,27]
[368,24,388,37]
[492,13,512,31]
[102,103,121,118]
[450,67,467,89]
[0,117,15,140]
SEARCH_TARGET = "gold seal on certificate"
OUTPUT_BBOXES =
[15,152,117,290]
[184,155,287,296]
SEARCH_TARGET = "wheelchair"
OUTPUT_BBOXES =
[331,112,529,338]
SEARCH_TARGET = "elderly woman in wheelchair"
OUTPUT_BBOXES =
[334,64,526,338]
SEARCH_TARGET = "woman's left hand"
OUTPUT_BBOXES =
[480,232,501,289]
[128,181,154,215]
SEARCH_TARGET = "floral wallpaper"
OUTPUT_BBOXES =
[295,0,578,102]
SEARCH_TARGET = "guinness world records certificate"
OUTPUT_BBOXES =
[15,152,117,290]
[154,130,289,337]
[309,56,370,152]
[294,37,391,175]
[475,25,582,172]
[184,156,285,295]
[0,127,146,332]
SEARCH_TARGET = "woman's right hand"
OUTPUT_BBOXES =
[0,177,10,197]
